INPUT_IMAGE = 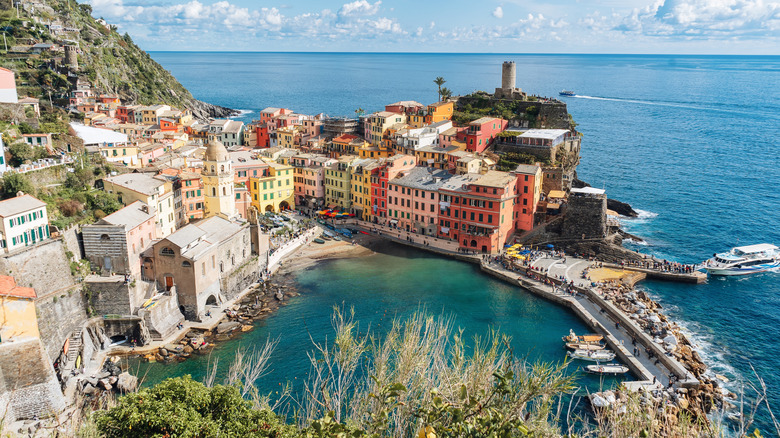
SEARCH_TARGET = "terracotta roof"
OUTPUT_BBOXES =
[0,276,36,299]
[332,134,360,143]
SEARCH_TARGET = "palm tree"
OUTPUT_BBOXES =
[440,87,453,102]
[355,108,365,117]
[434,77,446,101]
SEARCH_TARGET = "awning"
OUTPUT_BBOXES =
[441,227,450,233]
[548,190,566,199]
[389,219,398,224]
[546,203,561,210]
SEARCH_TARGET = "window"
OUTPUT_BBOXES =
[160,247,175,256]
[182,261,192,268]
[100,234,110,241]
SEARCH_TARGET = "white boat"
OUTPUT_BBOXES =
[584,364,629,375]
[568,349,616,362]
[566,342,605,351]
[703,244,780,276]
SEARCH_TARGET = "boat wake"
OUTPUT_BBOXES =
[231,109,254,117]
[572,95,776,119]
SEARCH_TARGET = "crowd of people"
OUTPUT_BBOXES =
[618,257,697,274]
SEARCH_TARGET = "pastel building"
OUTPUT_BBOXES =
[324,156,355,210]
[387,167,451,235]
[82,201,156,277]
[249,161,295,212]
[512,164,543,232]
[349,158,379,220]
[464,117,508,153]
[371,154,416,222]
[0,194,49,253]
[103,173,177,238]
[180,171,205,221]
[438,171,517,253]
[0,67,18,103]
[202,140,237,220]
[367,111,406,146]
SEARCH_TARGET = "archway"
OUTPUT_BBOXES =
[279,201,290,211]
[481,245,488,253]
[265,205,275,212]
[205,295,218,306]
[470,239,477,247]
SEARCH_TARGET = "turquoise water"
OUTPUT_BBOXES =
[134,241,626,397]
[145,52,780,431]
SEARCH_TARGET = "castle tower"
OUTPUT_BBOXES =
[202,140,237,220]
[64,45,79,69]
[501,61,516,91]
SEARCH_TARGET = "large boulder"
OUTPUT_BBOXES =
[116,372,138,393]
[216,321,241,334]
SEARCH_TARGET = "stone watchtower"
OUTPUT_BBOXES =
[501,61,516,90]
[495,61,524,99]
[64,45,78,69]
[202,140,237,220]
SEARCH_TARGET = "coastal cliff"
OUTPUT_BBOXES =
[0,0,234,119]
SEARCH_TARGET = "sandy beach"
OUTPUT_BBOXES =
[275,232,379,275]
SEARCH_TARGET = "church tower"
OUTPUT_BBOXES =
[202,140,237,220]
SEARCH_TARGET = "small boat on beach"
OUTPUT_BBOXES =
[559,90,576,97]
[313,238,325,244]
[568,349,616,362]
[566,342,605,351]
[584,364,629,375]
[703,243,779,276]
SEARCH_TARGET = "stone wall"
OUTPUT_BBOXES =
[35,289,88,362]
[0,339,66,421]
[561,193,607,240]
[220,255,261,302]
[0,238,77,295]
[61,225,83,261]
[10,165,69,190]
[140,294,184,341]
[84,277,135,316]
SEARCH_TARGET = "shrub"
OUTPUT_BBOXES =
[59,199,84,217]
[0,173,35,199]
[94,376,297,438]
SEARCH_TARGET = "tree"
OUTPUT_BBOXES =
[434,76,446,101]
[354,108,365,117]
[64,167,93,191]
[8,142,34,167]
[440,87,453,102]
[0,173,35,199]
[94,376,297,438]
[87,191,122,216]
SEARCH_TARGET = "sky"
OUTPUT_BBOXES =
[85,0,780,54]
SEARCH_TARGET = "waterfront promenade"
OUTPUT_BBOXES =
[344,219,699,390]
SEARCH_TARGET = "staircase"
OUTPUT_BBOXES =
[66,329,83,363]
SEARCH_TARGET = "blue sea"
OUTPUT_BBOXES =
[146,52,780,432]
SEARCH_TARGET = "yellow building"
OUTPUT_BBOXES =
[324,156,356,210]
[0,276,39,342]
[349,159,378,220]
[99,144,141,167]
[425,101,454,124]
[103,173,177,237]
[277,126,304,149]
[367,111,406,146]
[249,161,295,212]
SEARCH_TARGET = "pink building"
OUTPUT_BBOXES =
[82,201,157,277]
[230,150,270,218]
[511,164,542,232]
[372,154,416,223]
[138,143,167,166]
[439,126,468,148]
[387,167,450,235]
[259,107,292,124]
[464,117,508,153]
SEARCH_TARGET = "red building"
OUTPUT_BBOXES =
[371,154,416,223]
[438,170,517,253]
[463,117,507,153]
[511,164,543,232]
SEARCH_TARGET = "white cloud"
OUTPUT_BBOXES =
[493,6,504,19]
[338,0,382,17]
[615,0,780,37]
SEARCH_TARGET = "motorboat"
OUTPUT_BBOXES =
[703,244,779,276]
[584,364,629,375]
[559,90,576,97]
[562,329,603,344]
[568,349,616,362]
[566,342,605,351]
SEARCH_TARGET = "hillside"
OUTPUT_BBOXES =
[0,0,234,119]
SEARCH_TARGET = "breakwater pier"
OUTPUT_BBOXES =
[343,218,724,420]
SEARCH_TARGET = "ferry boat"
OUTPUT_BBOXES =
[559,90,576,97]
[703,244,780,276]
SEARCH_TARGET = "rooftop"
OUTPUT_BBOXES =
[391,167,451,191]
[70,122,128,145]
[519,129,570,140]
[512,164,541,175]
[104,173,166,196]
[98,201,154,230]
[470,117,501,125]
[474,170,515,188]
[0,194,46,218]
[163,216,244,260]
[0,276,36,299]
[440,173,483,192]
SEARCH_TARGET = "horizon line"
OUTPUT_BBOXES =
[144,50,780,57]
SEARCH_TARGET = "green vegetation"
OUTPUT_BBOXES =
[0,0,207,112]
[93,376,297,438]
[453,94,543,128]
[497,152,551,171]
[434,77,446,101]
[82,309,740,437]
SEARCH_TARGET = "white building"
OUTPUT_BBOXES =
[208,119,244,148]
[396,120,453,152]
[0,194,50,253]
